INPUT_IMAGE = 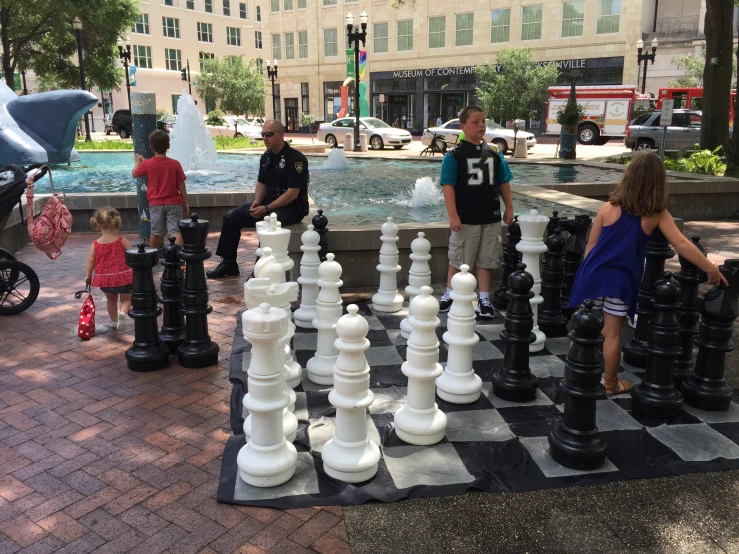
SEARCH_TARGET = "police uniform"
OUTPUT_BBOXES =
[215,142,309,262]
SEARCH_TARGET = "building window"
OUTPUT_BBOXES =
[374,22,388,53]
[285,32,294,59]
[324,81,353,121]
[133,45,152,68]
[223,0,230,16]
[257,6,261,20]
[255,30,263,48]
[165,48,182,70]
[298,30,308,58]
[162,17,180,39]
[323,0,337,5]
[199,51,215,70]
[164,0,173,6]
[597,0,621,34]
[324,28,337,57]
[272,33,282,60]
[298,0,306,7]
[562,1,585,37]
[227,26,241,46]
[490,9,510,43]
[197,22,213,42]
[172,94,181,114]
[271,0,279,11]
[205,0,213,12]
[301,82,309,113]
[455,13,473,46]
[132,14,150,35]
[397,20,413,51]
[284,0,292,9]
[521,5,543,41]
[239,2,246,18]
[428,16,445,49]
[186,0,194,9]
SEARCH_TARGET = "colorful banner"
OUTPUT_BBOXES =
[346,49,367,78]
[129,65,137,87]
[359,50,367,79]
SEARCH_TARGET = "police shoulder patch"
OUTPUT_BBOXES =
[295,162,304,173]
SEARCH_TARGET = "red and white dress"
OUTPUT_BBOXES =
[91,237,133,291]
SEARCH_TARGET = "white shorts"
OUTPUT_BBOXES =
[592,297,629,317]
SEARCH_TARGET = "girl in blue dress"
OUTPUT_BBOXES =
[568,153,727,396]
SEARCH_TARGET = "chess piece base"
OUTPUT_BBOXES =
[126,345,170,372]
[399,318,413,339]
[436,371,483,404]
[547,429,607,470]
[237,439,297,487]
[177,342,219,369]
[680,378,733,411]
[294,309,316,329]
[622,340,648,368]
[631,384,683,419]
[306,354,337,385]
[394,404,447,446]
[371,293,404,313]
[529,328,546,353]
[538,319,569,338]
[322,437,380,483]
[160,330,186,354]
[244,409,298,443]
[285,361,302,390]
[492,370,538,403]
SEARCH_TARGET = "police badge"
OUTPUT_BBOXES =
[295,162,304,173]
[279,156,286,168]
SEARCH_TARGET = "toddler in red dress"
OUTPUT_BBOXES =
[85,207,134,331]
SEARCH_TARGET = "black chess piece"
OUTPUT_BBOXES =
[673,236,706,384]
[493,263,538,402]
[159,236,186,354]
[539,229,568,337]
[177,214,220,368]
[546,210,561,237]
[623,228,675,368]
[312,209,329,262]
[548,299,607,470]
[631,272,683,418]
[125,243,170,372]
[681,260,739,411]
[493,216,522,311]
[560,215,592,317]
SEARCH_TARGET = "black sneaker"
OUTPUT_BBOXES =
[439,291,452,312]
[206,259,240,278]
[478,298,495,318]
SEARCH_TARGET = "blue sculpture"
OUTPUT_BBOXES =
[0,81,97,165]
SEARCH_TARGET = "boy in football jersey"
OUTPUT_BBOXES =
[439,105,514,318]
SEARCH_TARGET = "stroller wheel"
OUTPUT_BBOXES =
[0,260,39,315]
[0,248,16,261]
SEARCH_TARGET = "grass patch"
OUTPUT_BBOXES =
[606,148,727,176]
[75,139,133,150]
[214,136,261,150]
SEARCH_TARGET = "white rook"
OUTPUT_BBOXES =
[237,303,297,487]
[436,265,482,403]
[394,286,447,445]
[322,305,381,483]
[372,217,404,313]
[399,232,432,339]
[307,253,343,385]
[517,209,549,352]
[295,224,321,329]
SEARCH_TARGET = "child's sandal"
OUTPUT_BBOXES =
[604,377,631,396]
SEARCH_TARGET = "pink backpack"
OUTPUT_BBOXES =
[25,167,72,260]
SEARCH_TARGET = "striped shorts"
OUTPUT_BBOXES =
[592,296,629,317]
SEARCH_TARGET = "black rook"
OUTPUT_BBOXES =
[539,229,568,337]
[673,236,706,384]
[159,236,186,354]
[560,215,592,317]
[312,209,329,262]
[493,216,522,311]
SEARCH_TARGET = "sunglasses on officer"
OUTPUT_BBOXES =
[261,131,280,138]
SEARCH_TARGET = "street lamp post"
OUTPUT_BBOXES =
[117,35,132,109]
[20,70,27,95]
[265,59,278,121]
[346,10,368,152]
[636,37,658,95]
[72,17,92,142]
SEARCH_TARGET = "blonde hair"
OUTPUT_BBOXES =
[609,152,668,216]
[90,207,122,231]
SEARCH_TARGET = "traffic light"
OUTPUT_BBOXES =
[180,68,187,81]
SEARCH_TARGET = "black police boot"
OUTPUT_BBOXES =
[206,258,240,279]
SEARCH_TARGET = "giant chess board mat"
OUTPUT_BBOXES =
[218,301,739,509]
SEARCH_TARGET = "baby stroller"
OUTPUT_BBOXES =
[0,164,48,315]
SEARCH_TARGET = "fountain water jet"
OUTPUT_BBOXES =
[169,90,218,170]
[321,148,350,170]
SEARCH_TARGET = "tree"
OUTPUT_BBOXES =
[557,80,585,159]
[0,0,137,91]
[669,43,737,88]
[195,56,265,117]
[475,48,559,124]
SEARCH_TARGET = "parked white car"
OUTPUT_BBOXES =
[205,116,262,140]
[317,117,413,150]
[421,119,537,154]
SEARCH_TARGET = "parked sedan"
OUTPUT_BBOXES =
[625,110,702,151]
[421,119,536,154]
[317,117,413,150]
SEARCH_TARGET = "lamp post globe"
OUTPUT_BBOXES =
[636,36,658,95]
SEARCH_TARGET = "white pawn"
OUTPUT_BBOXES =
[399,232,432,340]
[254,215,271,259]
[322,305,381,483]
[372,217,404,313]
[307,253,343,385]
[237,303,297,487]
[259,213,292,276]
[295,225,321,329]
[394,286,447,445]
[436,265,482,403]
[517,209,549,352]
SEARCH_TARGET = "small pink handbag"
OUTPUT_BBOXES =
[25,167,72,260]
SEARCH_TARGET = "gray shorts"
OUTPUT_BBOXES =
[150,204,183,236]
[448,222,503,270]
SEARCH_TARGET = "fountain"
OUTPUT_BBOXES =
[408,177,442,209]
[169,90,218,170]
[321,148,350,170]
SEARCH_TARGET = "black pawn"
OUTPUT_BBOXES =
[673,236,706,384]
[493,263,538,402]
[681,260,739,411]
[177,214,220,368]
[125,243,170,372]
[623,229,675,368]
[631,272,683,419]
[546,210,561,237]
[539,229,568,337]
[548,299,607,470]
[159,236,186,354]
[493,216,522,311]
[560,215,592,317]
[312,209,329,262]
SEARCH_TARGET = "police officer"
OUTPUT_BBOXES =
[207,120,309,278]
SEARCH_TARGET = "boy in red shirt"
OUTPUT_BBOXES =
[132,130,189,249]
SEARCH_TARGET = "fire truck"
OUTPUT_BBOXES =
[656,87,736,126]
[545,85,649,145]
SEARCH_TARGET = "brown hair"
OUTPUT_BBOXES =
[609,152,668,216]
[149,129,170,154]
[90,207,122,231]
[459,105,484,124]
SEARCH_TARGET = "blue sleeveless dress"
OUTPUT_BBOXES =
[567,209,650,319]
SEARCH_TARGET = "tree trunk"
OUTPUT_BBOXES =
[730,43,739,173]
[0,8,15,90]
[701,0,734,152]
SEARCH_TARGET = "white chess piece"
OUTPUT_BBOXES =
[371,217,404,313]
[436,265,482,403]
[259,213,292,276]
[295,225,321,329]
[254,215,271,259]
[399,232,432,340]
[322,305,381,483]
[237,303,297,487]
[307,253,343,385]
[516,209,549,352]
[394,286,447,445]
